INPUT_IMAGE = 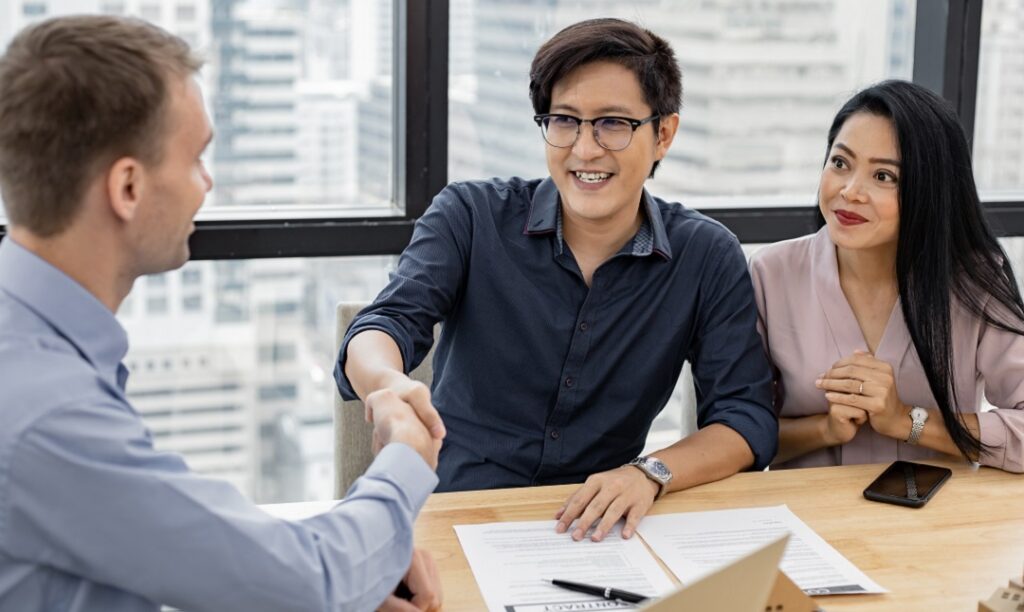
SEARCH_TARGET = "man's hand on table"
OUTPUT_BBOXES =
[554,465,659,542]
[378,548,442,611]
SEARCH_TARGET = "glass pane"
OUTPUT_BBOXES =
[974,0,1024,199]
[119,255,397,503]
[449,0,916,208]
[0,0,397,221]
[1001,237,1024,295]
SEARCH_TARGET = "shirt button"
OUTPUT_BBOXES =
[565,377,574,388]
[579,321,589,331]
[550,429,560,440]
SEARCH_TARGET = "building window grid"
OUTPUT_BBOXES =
[21,1,45,16]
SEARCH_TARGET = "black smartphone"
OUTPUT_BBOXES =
[863,460,952,508]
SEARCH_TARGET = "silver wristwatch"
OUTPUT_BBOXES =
[626,456,672,499]
[906,406,929,445]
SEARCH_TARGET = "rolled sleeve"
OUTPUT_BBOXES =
[974,311,1024,473]
[335,317,419,400]
[335,185,472,400]
[691,234,778,470]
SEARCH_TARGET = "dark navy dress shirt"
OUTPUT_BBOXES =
[336,177,776,492]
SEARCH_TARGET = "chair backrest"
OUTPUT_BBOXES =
[334,303,438,496]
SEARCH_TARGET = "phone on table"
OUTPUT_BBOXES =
[863,460,952,508]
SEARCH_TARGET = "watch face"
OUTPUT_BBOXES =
[644,458,671,481]
[910,407,929,423]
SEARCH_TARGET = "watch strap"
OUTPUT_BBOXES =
[626,457,671,500]
[906,407,926,445]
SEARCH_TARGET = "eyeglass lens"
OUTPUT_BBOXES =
[542,116,635,151]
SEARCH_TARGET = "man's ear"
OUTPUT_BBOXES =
[654,112,680,160]
[106,157,144,222]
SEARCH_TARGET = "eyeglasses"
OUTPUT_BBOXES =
[533,113,659,151]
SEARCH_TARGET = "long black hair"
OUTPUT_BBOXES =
[822,80,1024,460]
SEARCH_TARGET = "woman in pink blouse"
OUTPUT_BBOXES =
[750,80,1024,472]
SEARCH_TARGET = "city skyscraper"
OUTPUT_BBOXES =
[210,0,301,208]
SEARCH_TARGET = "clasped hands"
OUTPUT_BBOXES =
[364,373,446,612]
[815,350,910,445]
[364,372,446,469]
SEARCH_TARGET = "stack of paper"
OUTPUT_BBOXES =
[456,504,885,612]
[454,521,675,611]
[638,505,884,595]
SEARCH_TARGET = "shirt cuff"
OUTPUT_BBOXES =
[363,443,439,511]
[703,409,778,471]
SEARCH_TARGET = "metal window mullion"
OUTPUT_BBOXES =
[912,0,983,145]
[402,0,449,221]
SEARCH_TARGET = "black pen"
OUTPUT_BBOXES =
[545,578,650,604]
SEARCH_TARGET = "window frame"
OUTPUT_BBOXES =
[2,0,1020,254]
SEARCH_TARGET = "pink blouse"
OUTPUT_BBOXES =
[749,228,1024,472]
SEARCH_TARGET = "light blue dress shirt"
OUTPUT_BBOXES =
[0,239,439,612]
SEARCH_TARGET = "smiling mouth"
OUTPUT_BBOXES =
[572,171,613,184]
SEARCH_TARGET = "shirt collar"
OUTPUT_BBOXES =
[0,238,129,388]
[523,177,672,260]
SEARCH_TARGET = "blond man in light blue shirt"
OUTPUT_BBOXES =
[0,15,444,612]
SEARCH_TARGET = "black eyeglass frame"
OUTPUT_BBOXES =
[532,113,660,151]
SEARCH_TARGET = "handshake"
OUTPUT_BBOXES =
[362,372,447,612]
[364,373,446,470]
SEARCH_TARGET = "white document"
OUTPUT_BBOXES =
[455,520,677,612]
[637,505,885,595]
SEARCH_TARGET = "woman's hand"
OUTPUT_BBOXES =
[821,403,869,446]
[816,351,910,440]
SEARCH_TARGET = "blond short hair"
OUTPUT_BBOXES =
[0,15,203,236]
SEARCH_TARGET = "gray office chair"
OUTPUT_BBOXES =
[333,303,438,496]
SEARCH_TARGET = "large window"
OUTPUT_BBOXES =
[1,0,1021,504]
[0,0,403,504]
[449,0,916,208]
[0,0,397,219]
[120,255,396,502]
[975,0,1024,198]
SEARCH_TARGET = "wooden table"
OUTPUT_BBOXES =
[414,461,1024,610]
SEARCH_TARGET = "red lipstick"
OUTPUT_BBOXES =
[835,210,868,226]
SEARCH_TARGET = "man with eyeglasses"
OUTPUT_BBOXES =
[338,18,776,541]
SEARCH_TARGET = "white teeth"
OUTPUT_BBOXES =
[574,171,611,183]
